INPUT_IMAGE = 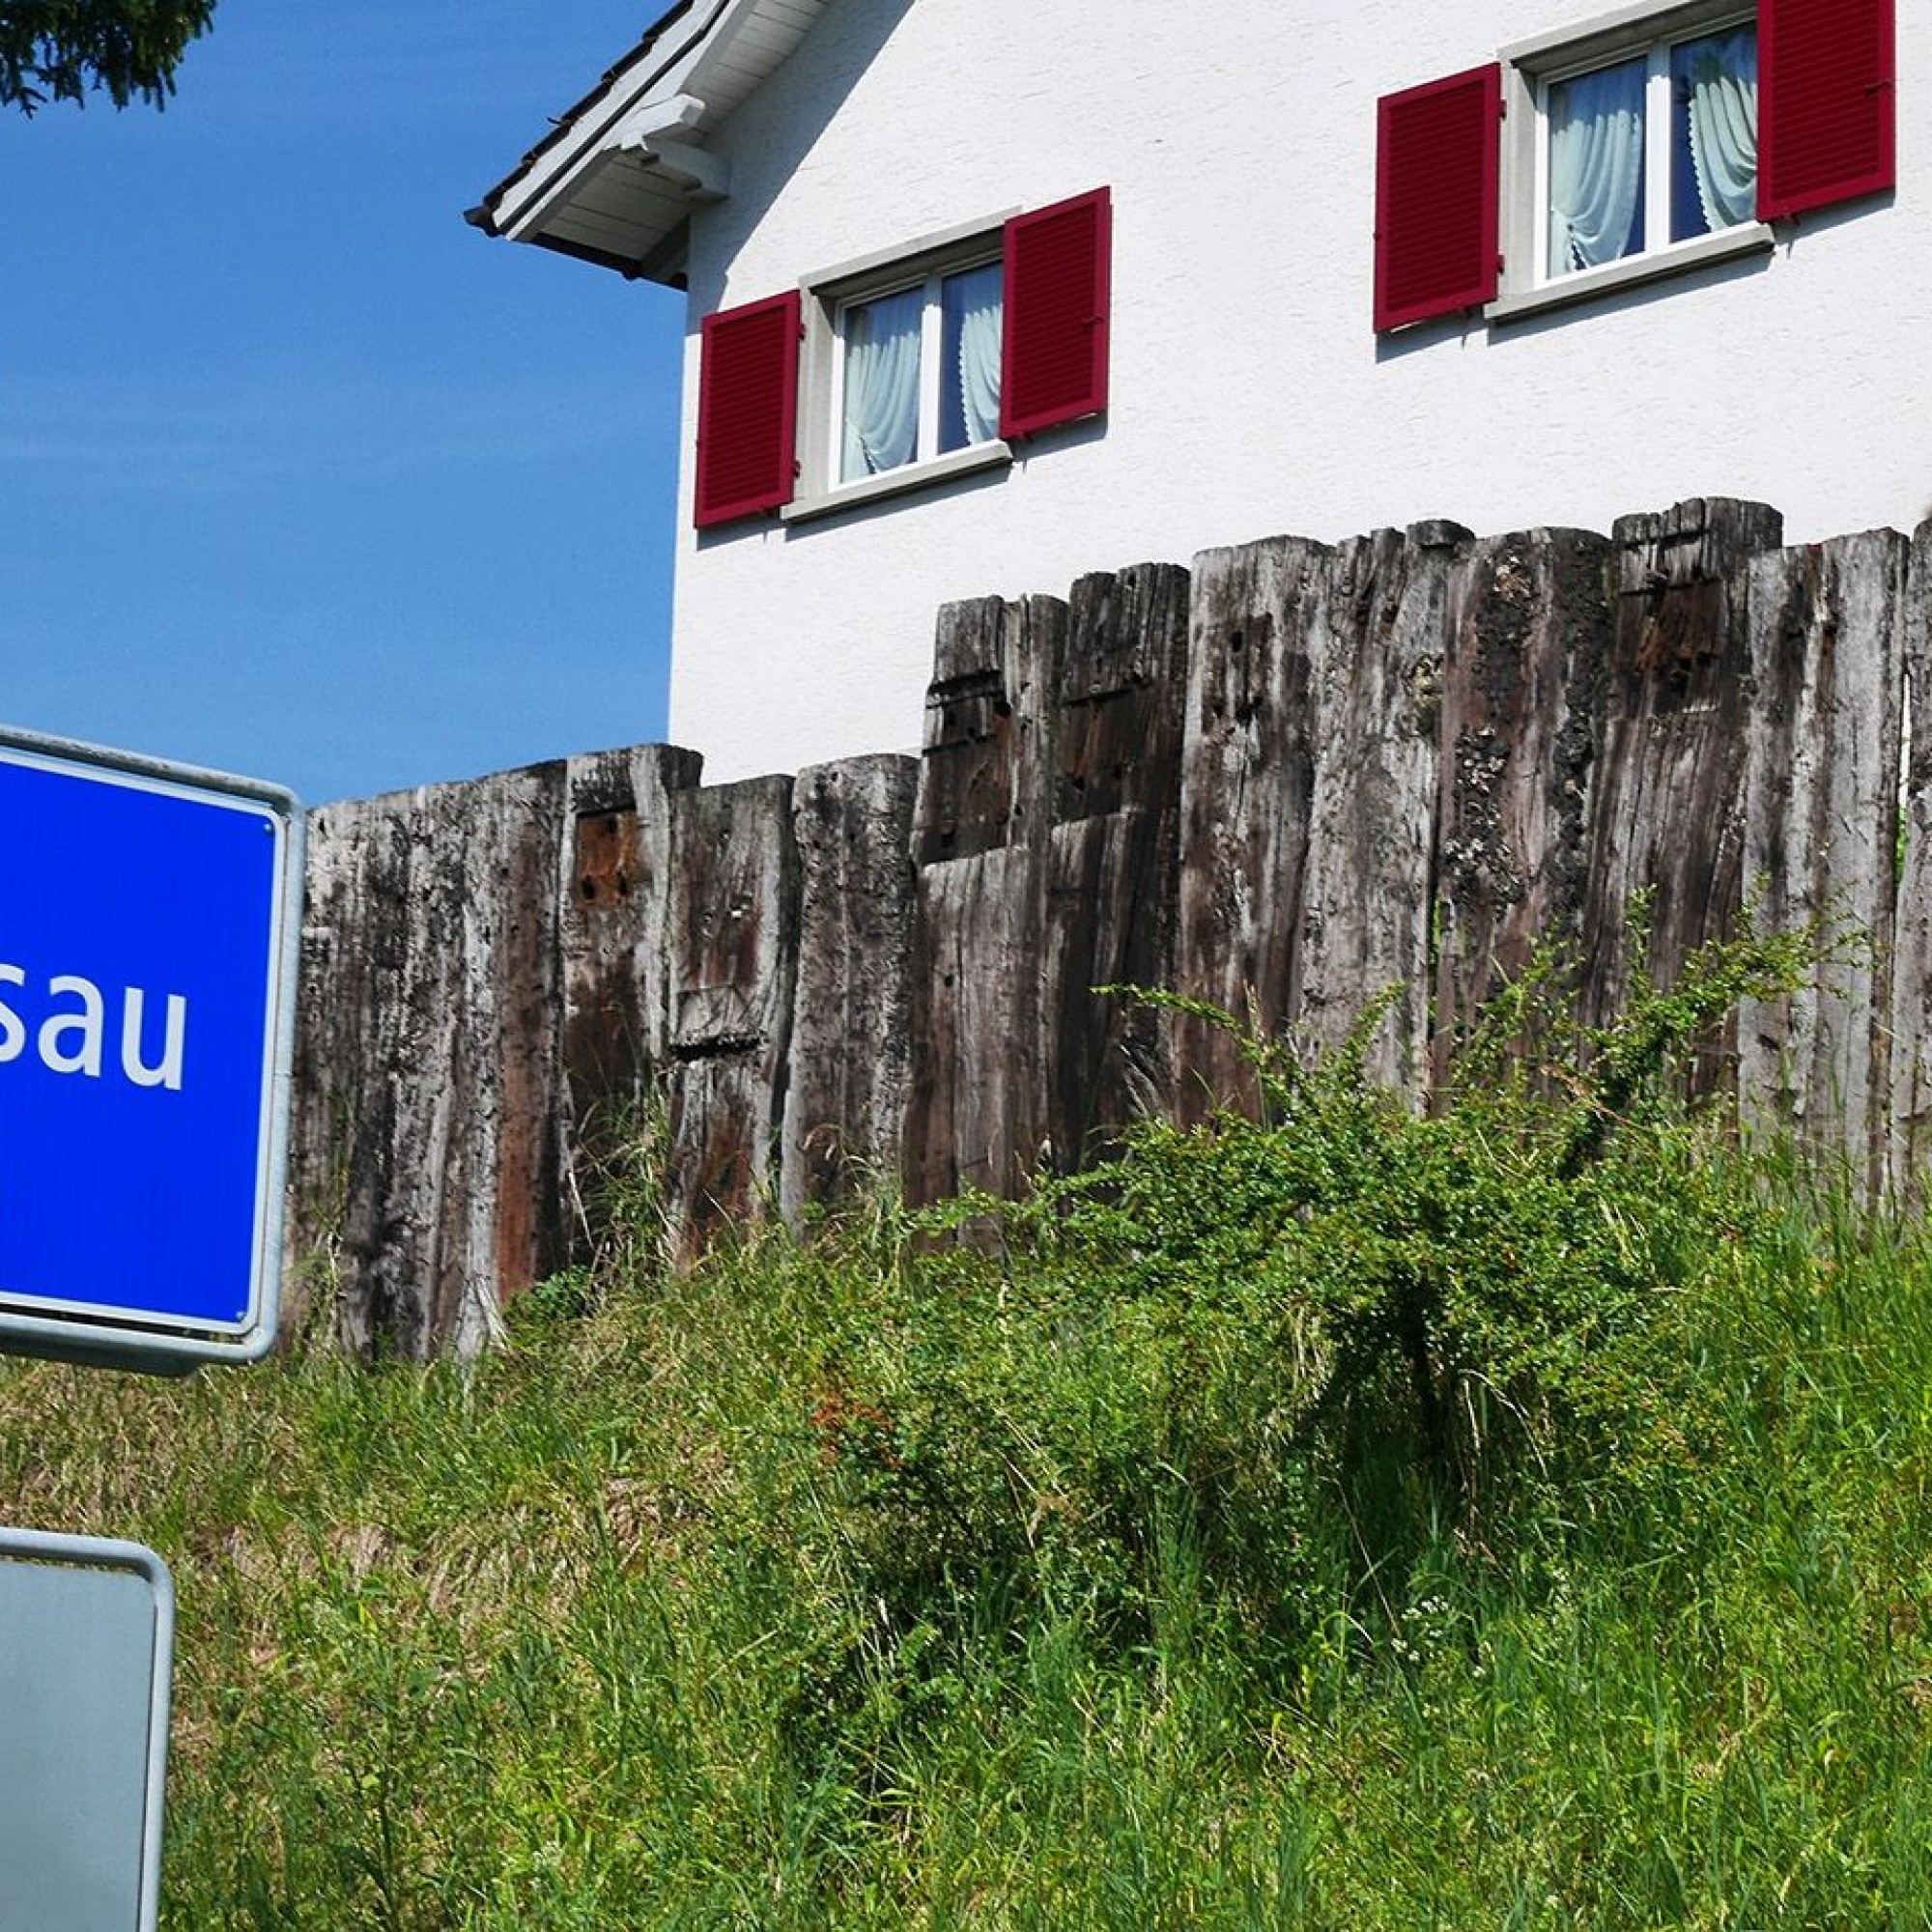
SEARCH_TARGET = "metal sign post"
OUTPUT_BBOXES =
[0,726,302,1373]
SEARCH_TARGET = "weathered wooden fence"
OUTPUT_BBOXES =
[286,498,1925,1355]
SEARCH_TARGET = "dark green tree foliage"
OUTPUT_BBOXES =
[0,1,215,114]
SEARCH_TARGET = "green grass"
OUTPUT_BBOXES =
[0,1164,1925,1927]
[7,948,1932,1924]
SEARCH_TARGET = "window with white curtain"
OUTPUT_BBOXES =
[836,258,1004,483]
[1388,0,1887,330]
[778,208,1029,522]
[1540,18,1756,281]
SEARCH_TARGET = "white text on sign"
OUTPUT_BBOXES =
[0,966,187,1092]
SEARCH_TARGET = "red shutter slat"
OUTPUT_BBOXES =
[1374,65,1501,332]
[694,290,801,529]
[1000,186,1111,440]
[1758,0,1894,220]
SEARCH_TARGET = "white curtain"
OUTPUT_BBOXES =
[942,263,1003,451]
[1548,57,1646,274]
[840,284,923,480]
[1681,29,1757,234]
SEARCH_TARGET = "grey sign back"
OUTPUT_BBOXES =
[0,1529,174,1931]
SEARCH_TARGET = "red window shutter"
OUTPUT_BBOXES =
[1758,0,1894,220]
[1374,65,1501,332]
[694,290,801,529]
[1000,186,1111,440]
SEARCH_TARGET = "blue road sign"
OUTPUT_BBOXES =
[0,728,301,1372]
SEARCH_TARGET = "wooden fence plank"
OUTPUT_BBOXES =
[289,763,570,1357]
[1889,521,1932,1196]
[664,775,800,1259]
[556,745,703,1256]
[1433,527,1614,1084]
[904,594,1066,1202]
[1577,499,1783,1052]
[781,753,920,1218]
[1178,522,1467,1103]
[1175,533,1330,1108]
[913,595,1052,868]
[1742,529,1906,1185]
[1039,563,1191,1158]
[1296,523,1467,1087]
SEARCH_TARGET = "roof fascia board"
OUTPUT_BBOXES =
[496,0,765,245]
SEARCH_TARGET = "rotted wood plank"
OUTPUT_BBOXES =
[1578,499,1782,1062]
[904,843,1042,1202]
[781,753,920,1219]
[1741,529,1906,1185]
[1174,533,1331,1110]
[1433,526,1615,1086]
[1295,522,1467,1089]
[663,775,801,1259]
[1177,522,1466,1106]
[288,761,571,1358]
[1890,522,1932,1196]
[906,565,1190,1199]
[914,595,1054,867]
[557,745,703,1257]
[1040,563,1191,1160]
[904,593,1066,1202]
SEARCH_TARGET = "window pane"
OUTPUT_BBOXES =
[840,283,923,481]
[1671,27,1757,241]
[1548,56,1647,273]
[939,260,1004,453]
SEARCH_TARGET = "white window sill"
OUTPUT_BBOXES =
[1487,219,1775,324]
[781,440,1011,524]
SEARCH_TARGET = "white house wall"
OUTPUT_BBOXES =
[664,0,1927,781]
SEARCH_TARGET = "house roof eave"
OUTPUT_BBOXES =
[473,0,822,287]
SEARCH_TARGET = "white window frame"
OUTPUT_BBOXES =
[782,213,1017,524]
[1491,0,1774,322]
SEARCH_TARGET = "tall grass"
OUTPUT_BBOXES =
[5,943,1932,1925]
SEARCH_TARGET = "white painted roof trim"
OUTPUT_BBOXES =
[484,0,815,256]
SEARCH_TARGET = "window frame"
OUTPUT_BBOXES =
[830,260,1005,487]
[784,212,1018,524]
[1491,0,1774,322]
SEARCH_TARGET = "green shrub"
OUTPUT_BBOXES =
[776,921,1825,1679]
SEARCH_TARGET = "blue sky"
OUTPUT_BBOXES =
[1,2,685,806]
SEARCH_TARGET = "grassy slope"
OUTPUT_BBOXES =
[2,1153,1930,1928]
